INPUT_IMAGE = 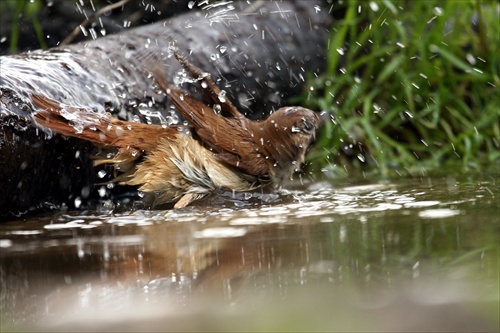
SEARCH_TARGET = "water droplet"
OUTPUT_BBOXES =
[89,27,97,40]
[98,186,107,197]
[74,197,82,208]
[188,1,196,9]
[465,53,476,65]
[369,1,379,11]
[98,170,107,178]
[433,7,443,16]
[219,46,227,54]
[404,110,414,118]
[218,90,227,103]
[213,104,222,113]
[79,25,88,36]
[70,121,84,134]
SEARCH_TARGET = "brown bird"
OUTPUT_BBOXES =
[31,52,321,208]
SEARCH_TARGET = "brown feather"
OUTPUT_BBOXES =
[31,93,175,153]
[153,69,272,180]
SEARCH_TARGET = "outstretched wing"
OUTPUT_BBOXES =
[153,72,271,180]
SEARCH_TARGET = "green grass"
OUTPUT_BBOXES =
[2,0,47,54]
[301,0,499,177]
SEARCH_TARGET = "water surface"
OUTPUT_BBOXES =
[1,172,498,332]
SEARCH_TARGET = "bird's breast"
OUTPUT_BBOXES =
[129,134,260,205]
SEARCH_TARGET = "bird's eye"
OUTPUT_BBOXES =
[303,122,313,132]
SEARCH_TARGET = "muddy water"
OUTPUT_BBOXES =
[1,172,499,332]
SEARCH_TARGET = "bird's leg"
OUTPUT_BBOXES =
[174,192,207,209]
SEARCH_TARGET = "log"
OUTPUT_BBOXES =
[0,0,333,218]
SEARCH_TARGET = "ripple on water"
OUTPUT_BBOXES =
[418,209,462,219]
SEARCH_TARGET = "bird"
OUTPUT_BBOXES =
[31,51,321,209]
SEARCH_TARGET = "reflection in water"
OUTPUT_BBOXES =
[1,177,499,331]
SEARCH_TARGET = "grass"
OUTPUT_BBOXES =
[300,0,499,177]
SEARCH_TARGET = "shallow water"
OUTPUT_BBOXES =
[1,172,499,332]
